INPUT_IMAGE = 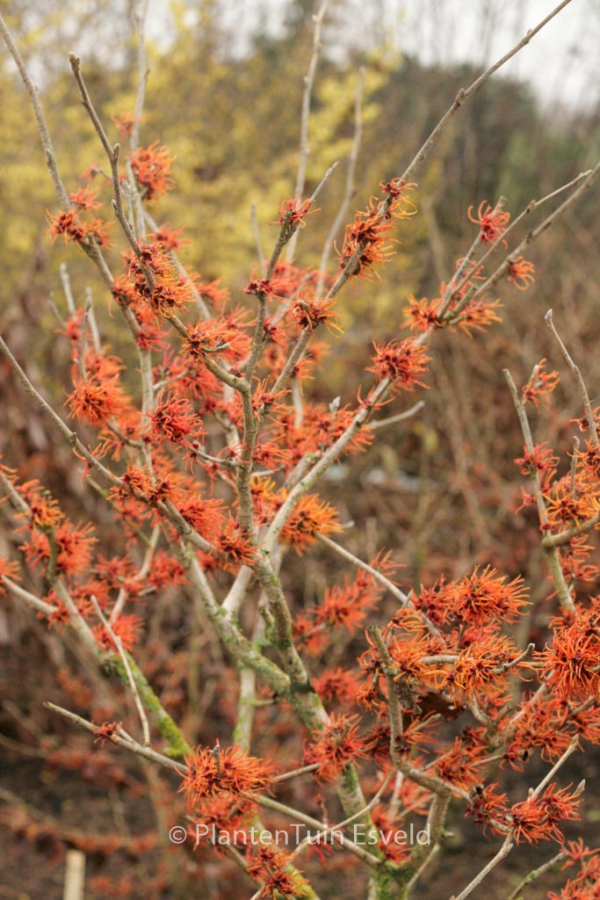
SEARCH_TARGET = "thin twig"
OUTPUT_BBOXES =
[290,770,393,862]
[367,400,425,431]
[271,763,320,784]
[545,309,599,446]
[2,577,58,616]
[367,625,404,748]
[317,68,364,293]
[450,170,594,304]
[447,161,600,323]
[397,0,574,187]
[504,368,574,613]
[505,851,567,900]
[110,525,160,622]
[90,595,151,746]
[59,263,76,314]
[319,534,409,605]
[286,0,330,261]
[44,702,186,774]
[243,792,382,868]
[131,0,150,153]
[530,736,579,799]
[0,14,70,208]
[450,835,514,900]
[250,201,266,274]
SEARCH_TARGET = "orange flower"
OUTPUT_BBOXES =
[67,376,128,427]
[404,295,442,333]
[312,668,361,704]
[178,495,225,539]
[292,295,341,333]
[55,521,97,576]
[449,566,528,626]
[19,482,63,529]
[522,359,559,410]
[93,720,122,745]
[246,845,309,899]
[452,634,518,698]
[434,731,489,790]
[510,784,582,844]
[544,484,588,526]
[279,493,342,554]
[338,205,396,277]
[180,745,272,811]
[369,338,430,391]
[68,186,102,210]
[216,519,256,566]
[0,558,20,593]
[150,224,189,250]
[130,142,174,200]
[507,255,535,290]
[456,298,503,336]
[316,570,383,634]
[542,620,600,700]
[92,613,143,652]
[148,277,197,316]
[303,714,368,782]
[271,195,317,233]
[243,274,292,302]
[150,395,200,447]
[466,783,509,836]
[48,208,112,248]
[515,442,558,482]
[468,200,510,244]
[185,318,251,364]
[386,633,449,691]
[111,111,141,136]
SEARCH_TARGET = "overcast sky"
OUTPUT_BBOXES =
[391,0,599,112]
[147,0,599,113]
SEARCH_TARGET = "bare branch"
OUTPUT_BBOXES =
[504,367,574,613]
[0,14,70,208]
[131,0,150,153]
[545,309,599,446]
[90,595,151,747]
[286,0,330,262]
[317,69,364,292]
[398,0,575,187]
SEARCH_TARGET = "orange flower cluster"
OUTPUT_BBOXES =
[92,613,143,652]
[369,338,430,391]
[510,783,582,844]
[130,142,174,200]
[271,194,317,237]
[185,314,252,365]
[303,714,368,782]
[468,200,510,244]
[279,493,342,554]
[338,185,416,279]
[180,745,273,813]
[67,352,130,427]
[507,255,535,290]
[246,845,309,899]
[294,563,388,654]
[122,242,198,318]
[149,395,202,448]
[0,556,20,594]
[3,122,599,900]
[550,840,600,900]
[542,602,600,700]
[522,358,560,410]
[48,187,112,248]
